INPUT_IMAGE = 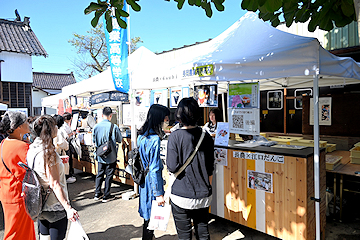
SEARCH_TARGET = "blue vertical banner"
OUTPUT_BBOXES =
[104,4,129,93]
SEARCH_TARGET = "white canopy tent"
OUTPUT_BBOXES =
[130,12,360,240]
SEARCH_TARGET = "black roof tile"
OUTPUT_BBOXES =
[33,72,76,90]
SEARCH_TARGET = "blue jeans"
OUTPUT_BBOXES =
[95,161,116,197]
[170,200,210,240]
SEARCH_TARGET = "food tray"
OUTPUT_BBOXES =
[326,144,336,153]
[326,155,342,170]
[289,139,327,148]
[350,146,360,158]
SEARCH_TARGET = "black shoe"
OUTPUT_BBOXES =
[94,193,103,201]
[102,195,116,203]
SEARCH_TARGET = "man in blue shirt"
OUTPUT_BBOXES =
[92,107,122,202]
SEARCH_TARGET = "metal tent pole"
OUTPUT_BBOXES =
[313,73,320,240]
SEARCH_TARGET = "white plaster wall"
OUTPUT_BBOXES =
[32,89,48,107]
[0,52,33,83]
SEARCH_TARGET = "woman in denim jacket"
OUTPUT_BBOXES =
[137,104,170,240]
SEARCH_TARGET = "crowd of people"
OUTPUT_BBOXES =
[0,98,217,240]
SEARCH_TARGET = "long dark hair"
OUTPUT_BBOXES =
[138,104,170,138]
[33,115,57,167]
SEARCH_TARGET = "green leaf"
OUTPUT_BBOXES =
[115,9,128,28]
[264,0,283,12]
[241,0,260,12]
[205,2,213,17]
[341,0,355,17]
[84,2,105,15]
[188,0,195,6]
[319,14,333,31]
[195,0,201,7]
[105,11,113,32]
[213,1,225,11]
[126,0,141,11]
[91,9,106,28]
[284,10,296,27]
[118,8,129,17]
[175,0,185,9]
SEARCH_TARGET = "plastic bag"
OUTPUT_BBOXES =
[67,219,89,240]
[147,200,171,232]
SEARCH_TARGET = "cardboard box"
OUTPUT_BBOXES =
[326,155,342,170]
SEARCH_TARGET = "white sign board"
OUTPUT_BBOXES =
[310,97,332,126]
[228,108,260,135]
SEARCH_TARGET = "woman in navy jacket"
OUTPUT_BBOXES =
[137,104,170,240]
[167,98,215,240]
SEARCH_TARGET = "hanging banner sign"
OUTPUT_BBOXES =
[228,108,260,135]
[229,82,260,108]
[233,151,284,164]
[150,89,168,107]
[183,64,214,78]
[170,87,190,108]
[310,97,332,126]
[193,84,218,107]
[104,4,129,93]
[90,91,128,106]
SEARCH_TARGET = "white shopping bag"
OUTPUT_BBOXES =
[147,200,171,232]
[67,219,89,240]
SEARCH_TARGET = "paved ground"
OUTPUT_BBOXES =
[0,170,360,239]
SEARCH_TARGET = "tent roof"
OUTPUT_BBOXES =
[133,12,360,90]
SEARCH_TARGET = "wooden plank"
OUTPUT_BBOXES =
[246,159,256,229]
[297,157,308,240]
[223,150,232,221]
[283,156,298,239]
[256,160,266,233]
[265,161,275,237]
[230,153,240,223]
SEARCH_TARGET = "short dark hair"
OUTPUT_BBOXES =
[63,112,72,121]
[53,114,65,128]
[210,107,222,122]
[175,98,200,126]
[138,104,170,138]
[103,107,114,116]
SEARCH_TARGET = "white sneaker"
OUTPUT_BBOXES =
[66,176,76,184]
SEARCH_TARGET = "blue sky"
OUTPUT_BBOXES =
[0,0,246,80]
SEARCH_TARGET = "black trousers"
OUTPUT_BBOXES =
[95,161,116,197]
[38,216,68,240]
[142,219,154,240]
[170,200,210,240]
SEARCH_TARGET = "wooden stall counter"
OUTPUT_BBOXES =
[73,137,133,186]
[212,140,326,240]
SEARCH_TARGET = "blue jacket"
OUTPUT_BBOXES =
[92,119,122,164]
[137,130,164,220]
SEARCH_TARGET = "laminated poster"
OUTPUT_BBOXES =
[228,82,260,108]
[214,148,228,166]
[228,108,260,135]
[135,107,149,129]
[170,87,190,108]
[122,104,131,126]
[193,85,218,107]
[135,90,150,108]
[247,170,273,193]
[150,89,168,107]
[214,122,229,147]
[310,97,332,126]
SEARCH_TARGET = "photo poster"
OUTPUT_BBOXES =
[214,148,228,166]
[247,170,273,193]
[170,87,190,108]
[228,82,260,109]
[309,97,332,126]
[135,107,150,129]
[193,84,218,107]
[122,103,131,126]
[135,90,150,108]
[214,122,230,146]
[150,89,168,107]
[228,108,260,135]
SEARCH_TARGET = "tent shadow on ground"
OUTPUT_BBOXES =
[86,224,177,240]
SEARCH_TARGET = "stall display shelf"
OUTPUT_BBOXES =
[289,139,327,148]
[326,143,337,153]
[326,155,342,170]
[350,157,360,164]
[350,146,360,158]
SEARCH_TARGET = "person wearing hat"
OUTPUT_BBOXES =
[0,111,36,240]
[92,107,122,202]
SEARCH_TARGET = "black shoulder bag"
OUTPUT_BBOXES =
[96,123,114,158]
